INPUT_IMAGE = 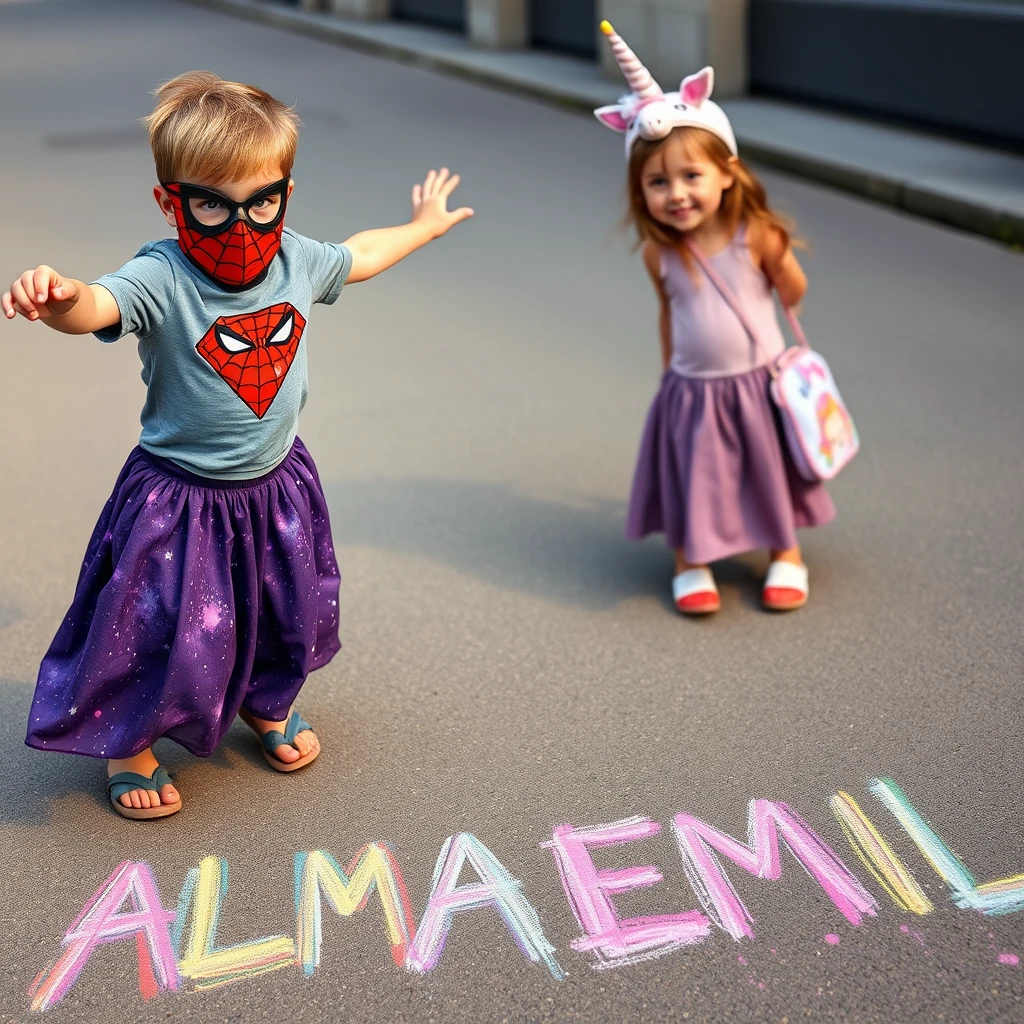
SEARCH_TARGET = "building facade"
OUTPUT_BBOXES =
[291,0,1024,148]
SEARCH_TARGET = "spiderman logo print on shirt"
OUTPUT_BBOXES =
[196,303,306,419]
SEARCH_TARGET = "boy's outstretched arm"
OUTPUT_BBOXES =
[2,266,120,334]
[344,168,473,284]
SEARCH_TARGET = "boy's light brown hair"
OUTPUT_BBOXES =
[143,71,300,185]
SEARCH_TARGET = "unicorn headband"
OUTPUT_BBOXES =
[594,21,738,159]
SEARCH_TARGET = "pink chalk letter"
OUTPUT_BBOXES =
[29,861,177,1011]
[673,801,877,940]
[543,816,711,969]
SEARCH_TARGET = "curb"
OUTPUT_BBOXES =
[180,0,1023,248]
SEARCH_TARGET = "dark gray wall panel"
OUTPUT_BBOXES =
[394,0,465,30]
[750,0,1024,146]
[530,0,597,57]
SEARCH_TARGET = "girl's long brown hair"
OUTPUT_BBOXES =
[625,126,801,255]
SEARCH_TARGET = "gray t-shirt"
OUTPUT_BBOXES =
[94,228,352,479]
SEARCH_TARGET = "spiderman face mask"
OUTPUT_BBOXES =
[162,177,290,289]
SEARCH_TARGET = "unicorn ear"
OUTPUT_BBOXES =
[594,105,630,132]
[680,67,714,107]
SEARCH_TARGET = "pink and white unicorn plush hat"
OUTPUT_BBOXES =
[594,21,738,159]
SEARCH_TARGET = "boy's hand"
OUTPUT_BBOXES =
[2,266,81,321]
[411,168,474,239]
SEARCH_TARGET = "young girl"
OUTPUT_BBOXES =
[595,23,834,615]
[3,72,472,819]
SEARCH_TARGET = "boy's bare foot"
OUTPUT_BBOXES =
[107,748,180,810]
[243,709,320,765]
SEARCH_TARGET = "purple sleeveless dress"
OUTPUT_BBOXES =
[625,228,834,563]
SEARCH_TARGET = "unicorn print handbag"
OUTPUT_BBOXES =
[686,241,859,482]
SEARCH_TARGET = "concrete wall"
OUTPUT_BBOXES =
[319,0,391,18]
[304,0,750,99]
[468,0,528,48]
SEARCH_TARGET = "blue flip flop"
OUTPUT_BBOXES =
[107,766,181,820]
[240,709,319,772]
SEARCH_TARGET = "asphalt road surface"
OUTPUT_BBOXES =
[1,2,1022,1022]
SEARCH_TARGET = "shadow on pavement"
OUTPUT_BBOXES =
[323,475,771,612]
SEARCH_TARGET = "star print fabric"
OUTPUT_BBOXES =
[26,439,341,759]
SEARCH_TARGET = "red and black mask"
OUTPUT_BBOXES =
[162,178,290,290]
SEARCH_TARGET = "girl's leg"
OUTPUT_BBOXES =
[764,545,809,611]
[672,549,720,614]
[107,749,180,810]
[770,544,804,566]
[674,549,711,574]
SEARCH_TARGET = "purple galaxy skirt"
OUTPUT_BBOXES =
[625,366,835,564]
[26,438,340,760]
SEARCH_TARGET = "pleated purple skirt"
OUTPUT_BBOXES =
[26,438,341,760]
[626,366,835,564]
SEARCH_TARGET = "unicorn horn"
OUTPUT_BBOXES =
[600,21,662,100]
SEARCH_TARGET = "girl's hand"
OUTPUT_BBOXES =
[411,168,474,239]
[2,266,81,321]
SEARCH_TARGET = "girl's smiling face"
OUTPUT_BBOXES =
[639,133,735,234]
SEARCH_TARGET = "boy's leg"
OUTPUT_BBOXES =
[107,748,180,809]
[242,711,319,764]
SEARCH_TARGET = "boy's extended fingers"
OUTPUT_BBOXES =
[9,279,38,316]
[412,183,422,207]
[440,173,461,197]
[423,169,437,195]
[434,168,450,192]
[31,266,56,303]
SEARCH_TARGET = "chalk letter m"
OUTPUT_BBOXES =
[294,846,415,975]
[673,800,877,940]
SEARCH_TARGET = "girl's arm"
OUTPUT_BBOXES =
[2,266,120,334]
[642,242,671,372]
[751,221,807,309]
[344,168,473,284]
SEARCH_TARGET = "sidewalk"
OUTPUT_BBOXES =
[184,0,1024,248]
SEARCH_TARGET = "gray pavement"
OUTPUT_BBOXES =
[1,1,1023,1022]
[186,0,1024,246]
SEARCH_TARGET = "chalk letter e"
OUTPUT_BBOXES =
[543,816,711,969]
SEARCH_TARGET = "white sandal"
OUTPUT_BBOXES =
[672,567,720,615]
[762,561,809,611]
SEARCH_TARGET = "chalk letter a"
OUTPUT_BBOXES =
[29,861,177,1011]
[406,833,564,979]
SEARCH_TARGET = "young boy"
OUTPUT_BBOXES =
[3,71,472,819]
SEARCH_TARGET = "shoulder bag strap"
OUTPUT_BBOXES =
[683,237,810,353]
